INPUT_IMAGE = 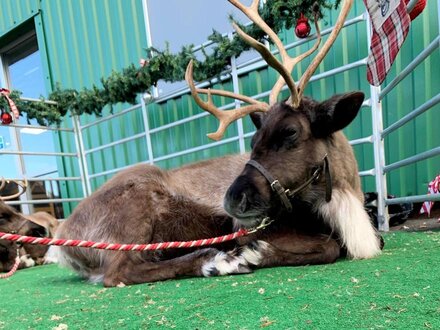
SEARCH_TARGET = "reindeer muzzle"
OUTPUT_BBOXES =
[246,155,332,213]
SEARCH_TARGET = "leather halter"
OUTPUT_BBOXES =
[5,219,29,248]
[11,218,29,236]
[246,155,332,212]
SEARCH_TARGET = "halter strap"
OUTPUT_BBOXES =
[247,159,293,212]
[246,154,332,212]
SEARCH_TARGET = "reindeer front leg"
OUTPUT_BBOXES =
[200,232,341,276]
[256,233,341,267]
[102,248,252,287]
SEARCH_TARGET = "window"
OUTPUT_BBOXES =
[0,31,62,217]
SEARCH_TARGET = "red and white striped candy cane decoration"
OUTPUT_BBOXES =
[0,229,250,252]
[0,88,20,119]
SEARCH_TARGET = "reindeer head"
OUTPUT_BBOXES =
[0,178,47,272]
[224,92,364,225]
[186,0,363,226]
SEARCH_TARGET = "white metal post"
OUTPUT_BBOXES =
[141,0,158,164]
[140,97,155,164]
[9,125,32,214]
[438,0,440,48]
[370,86,389,231]
[366,16,389,231]
[229,33,246,154]
[72,115,91,197]
[141,0,159,100]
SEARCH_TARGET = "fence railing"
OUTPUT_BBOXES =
[0,115,87,219]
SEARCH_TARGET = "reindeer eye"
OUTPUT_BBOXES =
[279,128,298,150]
[283,128,298,138]
[0,217,7,226]
[0,212,10,224]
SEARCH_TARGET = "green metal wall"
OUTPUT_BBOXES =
[380,4,440,198]
[1,1,439,217]
[0,0,39,36]
[40,0,147,215]
[1,0,147,214]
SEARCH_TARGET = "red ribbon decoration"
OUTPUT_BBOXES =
[0,88,20,119]
[139,58,149,67]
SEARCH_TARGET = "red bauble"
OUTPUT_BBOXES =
[295,14,311,39]
[1,111,13,125]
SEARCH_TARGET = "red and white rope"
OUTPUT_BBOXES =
[1,219,273,278]
[0,229,249,252]
[0,249,20,279]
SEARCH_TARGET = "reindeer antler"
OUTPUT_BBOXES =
[230,0,355,107]
[0,177,6,192]
[185,60,269,141]
[228,0,322,107]
[0,177,28,201]
[186,0,353,140]
[296,0,353,101]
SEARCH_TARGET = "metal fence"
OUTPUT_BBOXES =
[2,0,439,230]
[2,113,85,219]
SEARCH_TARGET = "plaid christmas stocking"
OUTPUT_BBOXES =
[405,0,426,21]
[363,0,411,86]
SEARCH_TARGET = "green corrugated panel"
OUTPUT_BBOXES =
[381,1,440,197]
[35,0,147,215]
[0,0,39,36]
[149,78,241,169]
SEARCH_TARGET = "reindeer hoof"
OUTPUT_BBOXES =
[19,254,35,268]
[201,251,253,277]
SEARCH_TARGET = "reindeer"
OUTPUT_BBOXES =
[55,0,383,287]
[20,211,59,266]
[0,178,49,272]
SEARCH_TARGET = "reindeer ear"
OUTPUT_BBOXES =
[250,112,265,129]
[26,221,48,238]
[311,91,364,137]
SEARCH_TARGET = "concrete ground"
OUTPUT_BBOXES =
[390,204,440,232]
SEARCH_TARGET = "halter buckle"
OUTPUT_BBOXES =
[270,180,279,190]
[270,180,285,195]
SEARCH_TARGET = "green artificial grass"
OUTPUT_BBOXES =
[1,231,440,329]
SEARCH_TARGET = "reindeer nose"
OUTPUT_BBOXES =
[224,191,249,218]
[224,174,263,219]
[238,193,248,214]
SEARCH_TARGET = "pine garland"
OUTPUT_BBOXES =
[0,0,340,126]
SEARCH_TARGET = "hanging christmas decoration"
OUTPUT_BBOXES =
[0,88,19,119]
[363,0,410,86]
[405,0,426,21]
[139,58,149,67]
[1,111,13,125]
[295,14,312,38]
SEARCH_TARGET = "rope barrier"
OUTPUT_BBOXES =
[0,249,20,279]
[0,229,250,252]
[0,217,273,278]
